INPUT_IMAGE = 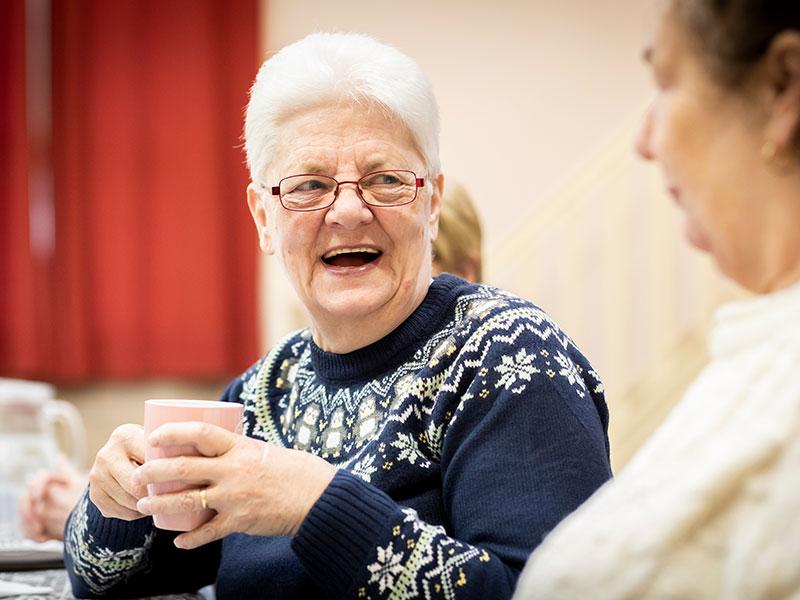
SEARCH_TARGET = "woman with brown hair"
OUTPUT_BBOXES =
[515,1,800,597]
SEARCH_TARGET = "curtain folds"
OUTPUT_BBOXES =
[1,0,260,381]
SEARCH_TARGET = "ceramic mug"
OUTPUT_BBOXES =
[143,399,243,531]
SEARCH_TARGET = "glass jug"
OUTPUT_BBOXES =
[0,379,85,490]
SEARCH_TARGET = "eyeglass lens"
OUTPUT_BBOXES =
[279,170,418,210]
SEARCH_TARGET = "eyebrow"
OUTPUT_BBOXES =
[361,160,389,174]
[288,162,330,176]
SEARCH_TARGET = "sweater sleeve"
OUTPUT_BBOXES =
[292,322,612,599]
[63,488,221,598]
[63,376,250,598]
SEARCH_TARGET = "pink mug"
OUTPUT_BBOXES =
[143,399,244,531]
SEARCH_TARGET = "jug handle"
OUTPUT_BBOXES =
[46,400,86,469]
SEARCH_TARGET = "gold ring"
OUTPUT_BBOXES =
[199,488,208,510]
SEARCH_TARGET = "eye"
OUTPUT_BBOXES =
[373,173,401,185]
[281,176,335,196]
[292,179,328,193]
[361,171,411,188]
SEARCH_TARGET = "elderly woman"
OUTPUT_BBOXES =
[515,1,800,598]
[64,33,611,599]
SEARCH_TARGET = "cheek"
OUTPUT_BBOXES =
[277,215,323,265]
[654,101,710,183]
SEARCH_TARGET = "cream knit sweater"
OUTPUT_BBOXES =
[515,282,800,599]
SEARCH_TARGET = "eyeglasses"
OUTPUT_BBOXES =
[266,170,424,212]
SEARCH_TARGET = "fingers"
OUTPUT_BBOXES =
[89,467,142,517]
[18,491,48,542]
[48,480,84,512]
[112,425,147,499]
[173,513,227,550]
[89,485,146,522]
[148,422,236,458]
[136,486,209,519]
[133,456,215,488]
[119,439,148,499]
[26,470,51,504]
[36,501,70,541]
[29,468,82,502]
[88,424,148,520]
[103,471,144,514]
[20,478,86,542]
[119,425,147,465]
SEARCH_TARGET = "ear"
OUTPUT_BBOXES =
[246,183,275,255]
[428,173,443,241]
[763,31,800,154]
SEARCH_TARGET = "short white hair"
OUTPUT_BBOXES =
[244,32,441,184]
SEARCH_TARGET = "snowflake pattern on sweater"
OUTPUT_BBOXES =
[245,278,610,598]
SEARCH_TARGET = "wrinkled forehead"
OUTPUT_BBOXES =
[269,102,424,179]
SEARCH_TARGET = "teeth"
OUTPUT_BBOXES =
[322,247,380,259]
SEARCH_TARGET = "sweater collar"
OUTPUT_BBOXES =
[309,274,467,384]
[710,279,800,359]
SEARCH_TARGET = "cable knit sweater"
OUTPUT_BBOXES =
[64,274,611,599]
[515,281,800,599]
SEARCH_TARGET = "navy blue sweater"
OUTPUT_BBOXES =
[64,275,612,599]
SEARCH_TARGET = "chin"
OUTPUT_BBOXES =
[684,218,713,253]
[315,284,394,320]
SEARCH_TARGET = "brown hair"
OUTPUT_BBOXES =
[675,0,800,86]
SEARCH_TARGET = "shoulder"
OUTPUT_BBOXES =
[449,283,603,397]
[437,283,609,451]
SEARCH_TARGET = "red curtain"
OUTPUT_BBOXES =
[0,0,42,375]
[1,0,260,381]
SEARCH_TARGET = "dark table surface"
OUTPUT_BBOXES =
[0,569,205,600]
[0,569,74,600]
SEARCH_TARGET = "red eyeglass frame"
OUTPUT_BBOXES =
[266,170,425,212]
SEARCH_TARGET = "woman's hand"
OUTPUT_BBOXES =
[88,424,149,521]
[18,457,88,542]
[132,422,336,550]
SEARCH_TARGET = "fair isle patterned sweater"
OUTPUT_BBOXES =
[64,274,612,599]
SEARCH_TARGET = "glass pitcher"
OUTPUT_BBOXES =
[0,379,86,489]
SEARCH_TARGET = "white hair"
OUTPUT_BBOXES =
[244,32,441,184]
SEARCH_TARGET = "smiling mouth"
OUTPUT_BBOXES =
[321,247,382,268]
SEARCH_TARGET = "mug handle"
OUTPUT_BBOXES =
[45,400,86,469]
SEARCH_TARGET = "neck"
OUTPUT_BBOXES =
[755,258,800,294]
[309,282,431,354]
[739,178,800,294]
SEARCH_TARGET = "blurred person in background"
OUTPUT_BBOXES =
[17,457,85,542]
[432,182,483,283]
[63,32,611,599]
[515,1,800,598]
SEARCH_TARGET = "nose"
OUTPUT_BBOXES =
[635,101,655,161]
[324,182,374,229]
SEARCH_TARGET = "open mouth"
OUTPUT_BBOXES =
[321,247,382,268]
